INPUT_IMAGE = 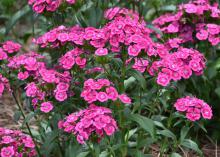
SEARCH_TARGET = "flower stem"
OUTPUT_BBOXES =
[12,91,41,157]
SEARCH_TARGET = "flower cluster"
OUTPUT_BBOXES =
[174,96,212,121]
[149,47,206,86]
[34,8,155,70]
[28,0,76,14]
[81,78,131,104]
[59,47,87,69]
[127,58,149,73]
[0,127,36,157]
[153,0,220,46]
[34,25,85,48]
[0,41,21,61]
[59,104,118,144]
[7,51,71,111]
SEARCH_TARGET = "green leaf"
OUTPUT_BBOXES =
[157,130,176,140]
[76,152,89,157]
[215,87,220,98]
[181,139,202,155]
[5,5,31,35]
[170,152,182,157]
[99,151,109,157]
[124,76,136,90]
[127,69,146,90]
[180,126,190,143]
[22,112,35,126]
[160,5,176,11]
[129,114,155,138]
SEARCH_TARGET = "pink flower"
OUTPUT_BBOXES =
[33,3,45,13]
[207,24,220,35]
[0,127,36,155]
[60,104,117,144]
[180,65,192,79]
[96,92,108,102]
[1,136,14,144]
[25,83,39,97]
[57,33,69,42]
[56,83,69,91]
[167,23,179,33]
[0,49,7,60]
[40,102,54,113]
[95,48,108,56]
[40,69,57,83]
[1,146,15,157]
[23,137,35,148]
[157,73,170,86]
[174,96,213,121]
[17,71,29,80]
[189,60,202,72]
[186,109,201,121]
[106,87,118,101]
[174,100,188,111]
[184,4,197,13]
[128,45,141,56]
[59,55,75,69]
[55,91,68,102]
[196,30,208,40]
[75,57,86,67]
[104,125,115,136]
[201,105,212,119]
[118,94,131,104]
[2,41,21,53]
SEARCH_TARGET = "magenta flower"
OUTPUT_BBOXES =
[174,96,213,121]
[40,102,54,113]
[157,73,170,87]
[0,127,36,157]
[59,104,118,144]
[81,79,131,104]
[1,146,15,157]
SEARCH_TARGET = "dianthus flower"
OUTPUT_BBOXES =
[59,48,86,69]
[28,0,77,14]
[0,127,36,157]
[34,25,85,48]
[149,47,206,86]
[2,41,21,54]
[81,78,131,104]
[153,0,220,46]
[40,101,54,113]
[34,7,155,62]
[174,96,212,121]
[7,50,71,109]
[59,104,118,144]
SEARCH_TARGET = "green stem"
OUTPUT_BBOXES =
[88,143,96,157]
[12,92,41,157]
